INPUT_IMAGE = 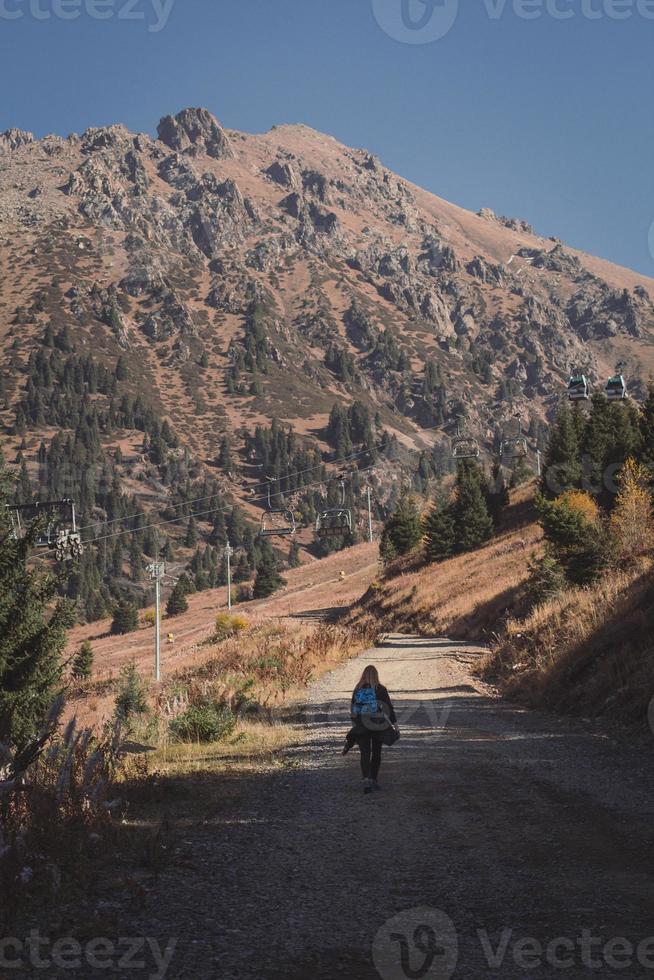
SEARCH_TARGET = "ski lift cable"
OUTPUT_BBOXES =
[62,418,452,540]
[26,411,511,562]
[26,427,455,561]
[72,434,386,537]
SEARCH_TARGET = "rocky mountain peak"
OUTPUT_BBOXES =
[0,128,34,153]
[156,107,233,160]
[0,108,652,493]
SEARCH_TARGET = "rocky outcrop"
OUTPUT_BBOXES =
[302,170,330,202]
[500,216,534,235]
[519,244,582,278]
[466,256,505,285]
[265,160,298,189]
[140,290,197,342]
[0,129,33,153]
[418,237,460,274]
[280,192,340,242]
[566,280,651,340]
[477,207,534,235]
[63,159,125,226]
[245,234,296,271]
[157,108,233,160]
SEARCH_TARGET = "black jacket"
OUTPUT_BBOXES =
[350,683,397,724]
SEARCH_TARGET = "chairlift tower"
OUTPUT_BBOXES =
[363,485,374,544]
[147,561,165,682]
[224,541,234,611]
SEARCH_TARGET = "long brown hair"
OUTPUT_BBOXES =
[356,664,380,690]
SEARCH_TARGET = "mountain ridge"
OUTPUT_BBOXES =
[1,106,653,596]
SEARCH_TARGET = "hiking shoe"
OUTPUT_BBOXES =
[363,778,373,794]
[371,780,381,791]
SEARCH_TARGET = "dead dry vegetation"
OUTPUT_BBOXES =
[480,559,654,727]
[352,479,654,729]
[1,616,376,938]
[351,482,542,640]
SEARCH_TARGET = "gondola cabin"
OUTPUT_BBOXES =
[605,374,627,401]
[567,374,589,401]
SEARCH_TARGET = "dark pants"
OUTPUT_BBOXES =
[358,731,383,780]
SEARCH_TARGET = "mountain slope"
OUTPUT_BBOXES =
[2,107,653,456]
[1,107,654,616]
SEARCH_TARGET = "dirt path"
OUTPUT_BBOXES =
[113,636,654,979]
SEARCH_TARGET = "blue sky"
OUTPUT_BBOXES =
[0,0,652,274]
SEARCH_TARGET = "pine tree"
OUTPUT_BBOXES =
[114,662,148,725]
[523,554,567,608]
[0,452,73,748]
[379,490,422,559]
[253,547,286,599]
[218,435,233,472]
[234,552,251,583]
[227,507,246,547]
[166,580,189,616]
[185,516,198,548]
[326,404,352,457]
[129,534,142,582]
[112,540,124,578]
[541,404,582,498]
[72,640,94,680]
[15,457,32,504]
[288,538,301,568]
[111,598,139,635]
[579,395,640,504]
[423,501,456,564]
[639,383,654,477]
[453,462,494,552]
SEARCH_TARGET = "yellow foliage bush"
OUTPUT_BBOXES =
[141,609,156,628]
[558,490,599,525]
[214,612,250,641]
[609,457,654,560]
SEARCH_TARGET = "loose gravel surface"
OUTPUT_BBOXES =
[43,636,654,979]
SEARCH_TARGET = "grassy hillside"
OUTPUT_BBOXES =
[352,482,542,640]
[352,478,654,730]
[481,560,654,728]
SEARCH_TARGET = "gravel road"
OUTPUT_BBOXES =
[76,635,654,979]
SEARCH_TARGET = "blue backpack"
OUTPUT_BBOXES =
[353,686,379,716]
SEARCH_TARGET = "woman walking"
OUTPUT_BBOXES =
[345,664,398,794]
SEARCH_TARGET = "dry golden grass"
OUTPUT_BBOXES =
[351,482,542,641]
[481,557,654,726]
[146,719,296,778]
[158,619,376,719]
